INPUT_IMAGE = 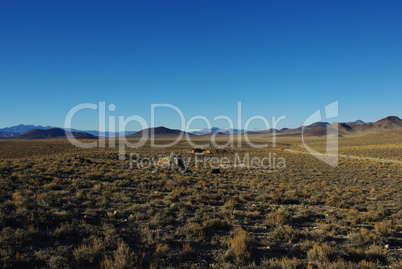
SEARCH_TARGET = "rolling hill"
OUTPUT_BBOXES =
[125,126,191,138]
[251,116,402,137]
[329,116,402,136]
[289,116,401,137]
[0,124,132,137]
[6,128,97,140]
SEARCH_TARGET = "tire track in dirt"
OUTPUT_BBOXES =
[283,149,402,164]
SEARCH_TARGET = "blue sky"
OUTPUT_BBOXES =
[1,0,401,131]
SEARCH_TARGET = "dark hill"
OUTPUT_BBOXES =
[306,122,330,128]
[258,121,330,136]
[10,128,96,140]
[126,126,191,138]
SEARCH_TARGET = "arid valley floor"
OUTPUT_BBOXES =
[0,131,401,268]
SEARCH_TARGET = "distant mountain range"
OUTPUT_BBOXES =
[346,120,365,124]
[191,127,258,135]
[189,121,365,135]
[256,116,401,137]
[0,124,134,138]
[1,128,96,140]
[0,124,54,137]
[0,117,400,140]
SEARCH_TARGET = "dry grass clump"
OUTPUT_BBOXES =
[226,229,254,264]
[307,242,336,264]
[73,237,104,264]
[182,242,194,256]
[155,242,170,256]
[374,221,392,236]
[265,256,307,269]
[100,241,134,269]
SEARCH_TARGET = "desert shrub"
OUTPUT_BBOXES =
[390,258,402,269]
[226,229,254,264]
[202,218,231,233]
[184,221,204,240]
[35,245,73,269]
[261,256,302,269]
[155,243,170,256]
[100,241,134,269]
[48,255,70,269]
[358,259,379,269]
[307,243,336,264]
[320,258,356,269]
[265,208,290,226]
[52,222,76,239]
[365,244,387,263]
[73,237,104,265]
[374,221,392,236]
[223,199,238,209]
[182,242,194,256]
[272,225,300,243]
[347,227,378,247]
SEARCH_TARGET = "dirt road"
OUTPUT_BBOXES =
[283,148,402,164]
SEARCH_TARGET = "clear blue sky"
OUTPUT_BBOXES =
[1,0,401,131]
